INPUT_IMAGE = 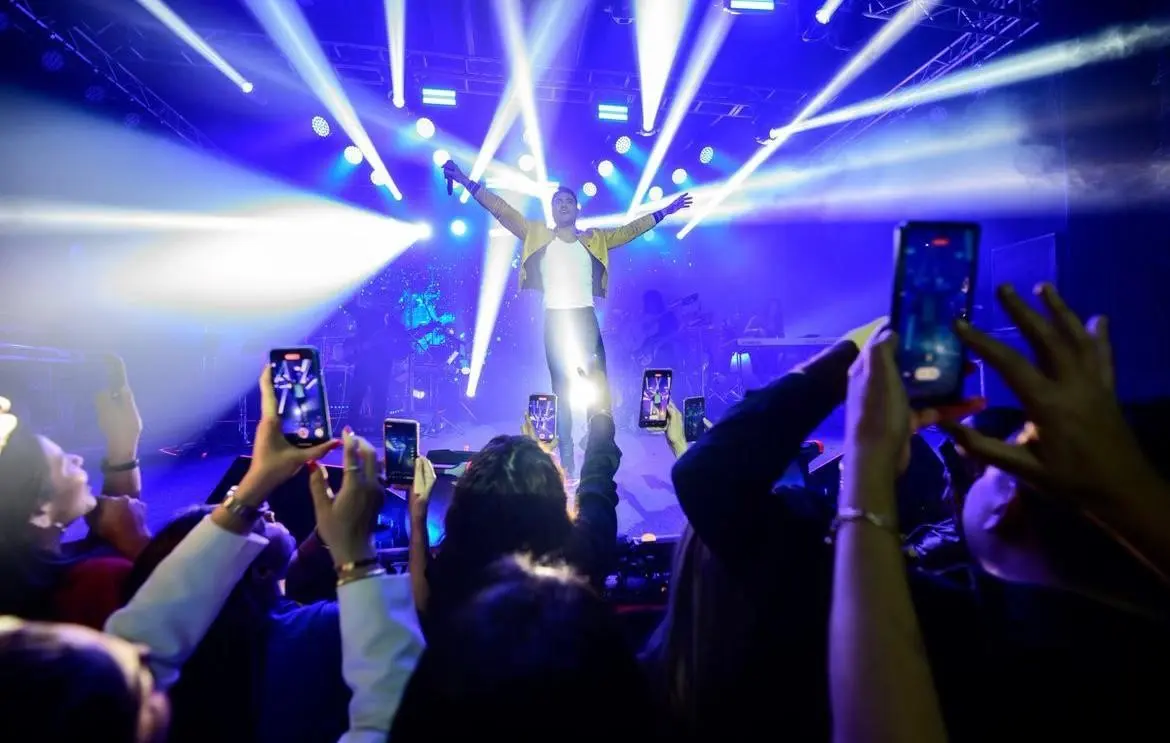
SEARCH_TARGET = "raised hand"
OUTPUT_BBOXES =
[307,431,383,566]
[942,283,1154,506]
[247,365,340,495]
[664,193,693,215]
[93,354,142,459]
[442,160,467,187]
[409,456,437,524]
[664,402,687,458]
[522,414,559,457]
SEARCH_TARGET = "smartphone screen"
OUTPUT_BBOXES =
[683,396,705,442]
[383,418,419,485]
[269,348,331,447]
[527,394,557,443]
[639,369,672,429]
[891,222,980,406]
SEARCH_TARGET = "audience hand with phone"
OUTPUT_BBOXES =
[307,430,383,567]
[93,353,142,461]
[408,457,437,526]
[664,403,688,459]
[244,366,341,496]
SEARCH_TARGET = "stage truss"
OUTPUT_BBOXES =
[814,0,1043,152]
[6,0,219,152]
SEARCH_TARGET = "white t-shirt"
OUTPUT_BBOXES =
[540,237,594,310]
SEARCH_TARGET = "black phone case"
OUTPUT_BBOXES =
[639,369,673,429]
[889,221,981,408]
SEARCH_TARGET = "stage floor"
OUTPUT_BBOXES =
[118,418,844,541]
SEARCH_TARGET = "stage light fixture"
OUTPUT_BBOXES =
[343,145,364,165]
[416,118,436,139]
[598,103,629,123]
[311,116,331,138]
[815,0,844,24]
[518,154,536,172]
[648,186,664,202]
[699,146,715,164]
[615,135,632,155]
[671,168,687,184]
[450,219,468,237]
[241,81,255,94]
[421,87,457,107]
[370,169,387,186]
[597,160,615,178]
[433,149,451,167]
[582,182,598,197]
[725,0,775,11]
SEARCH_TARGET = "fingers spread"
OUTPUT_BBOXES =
[954,319,1045,398]
[1038,283,1093,356]
[939,421,1045,483]
[1087,315,1115,391]
[998,284,1071,373]
[307,463,332,514]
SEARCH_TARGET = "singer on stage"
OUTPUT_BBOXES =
[442,159,692,473]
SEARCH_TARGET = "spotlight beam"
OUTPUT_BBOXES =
[135,0,252,92]
[677,0,942,237]
[634,0,695,132]
[628,3,732,216]
[385,0,406,108]
[497,0,553,225]
[245,0,402,200]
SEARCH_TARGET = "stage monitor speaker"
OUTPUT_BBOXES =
[207,456,406,547]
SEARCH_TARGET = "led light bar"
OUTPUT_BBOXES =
[726,0,775,11]
[597,103,629,122]
[421,87,457,107]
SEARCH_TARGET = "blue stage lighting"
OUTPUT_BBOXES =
[241,81,255,94]
[597,160,615,178]
[672,168,688,184]
[450,219,468,237]
[421,87,457,107]
[433,149,451,167]
[370,170,387,186]
[518,154,535,173]
[699,146,715,164]
[311,116,331,138]
[615,136,632,155]
[343,145,364,165]
[582,182,598,197]
[416,118,436,139]
[726,0,775,11]
[648,186,664,202]
[598,103,629,123]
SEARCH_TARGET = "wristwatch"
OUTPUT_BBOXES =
[221,488,263,524]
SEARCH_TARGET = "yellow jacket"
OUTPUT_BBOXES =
[470,184,660,298]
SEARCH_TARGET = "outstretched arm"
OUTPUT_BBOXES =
[602,192,693,250]
[443,160,529,241]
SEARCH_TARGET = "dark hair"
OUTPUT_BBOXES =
[0,620,142,742]
[0,423,65,620]
[425,436,572,629]
[551,185,578,204]
[392,555,656,742]
[123,506,272,743]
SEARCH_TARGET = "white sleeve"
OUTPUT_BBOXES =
[104,516,269,690]
[337,573,425,743]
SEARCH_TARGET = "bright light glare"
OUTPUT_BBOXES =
[582,182,598,197]
[370,170,387,186]
[628,2,732,216]
[518,153,536,172]
[450,219,467,236]
[699,146,714,164]
[311,116,330,137]
[815,0,845,24]
[615,135,633,155]
[244,0,401,199]
[634,0,694,133]
[672,168,687,184]
[416,117,436,139]
[466,229,519,397]
[598,160,615,178]
[678,0,942,237]
[570,378,597,410]
[433,149,451,167]
[343,146,363,165]
[385,0,406,109]
[648,186,664,201]
[135,0,253,93]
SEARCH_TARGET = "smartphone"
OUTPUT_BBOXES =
[638,369,673,429]
[527,394,557,443]
[268,347,331,447]
[383,418,420,485]
[683,396,706,442]
[890,222,980,407]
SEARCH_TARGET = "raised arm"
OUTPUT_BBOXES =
[600,192,693,250]
[442,160,529,241]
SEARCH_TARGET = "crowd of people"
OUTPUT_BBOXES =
[1,282,1169,742]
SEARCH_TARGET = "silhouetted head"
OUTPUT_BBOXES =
[0,616,170,743]
[426,435,571,626]
[393,555,655,742]
[551,186,579,227]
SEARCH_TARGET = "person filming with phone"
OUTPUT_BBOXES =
[442,159,691,474]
